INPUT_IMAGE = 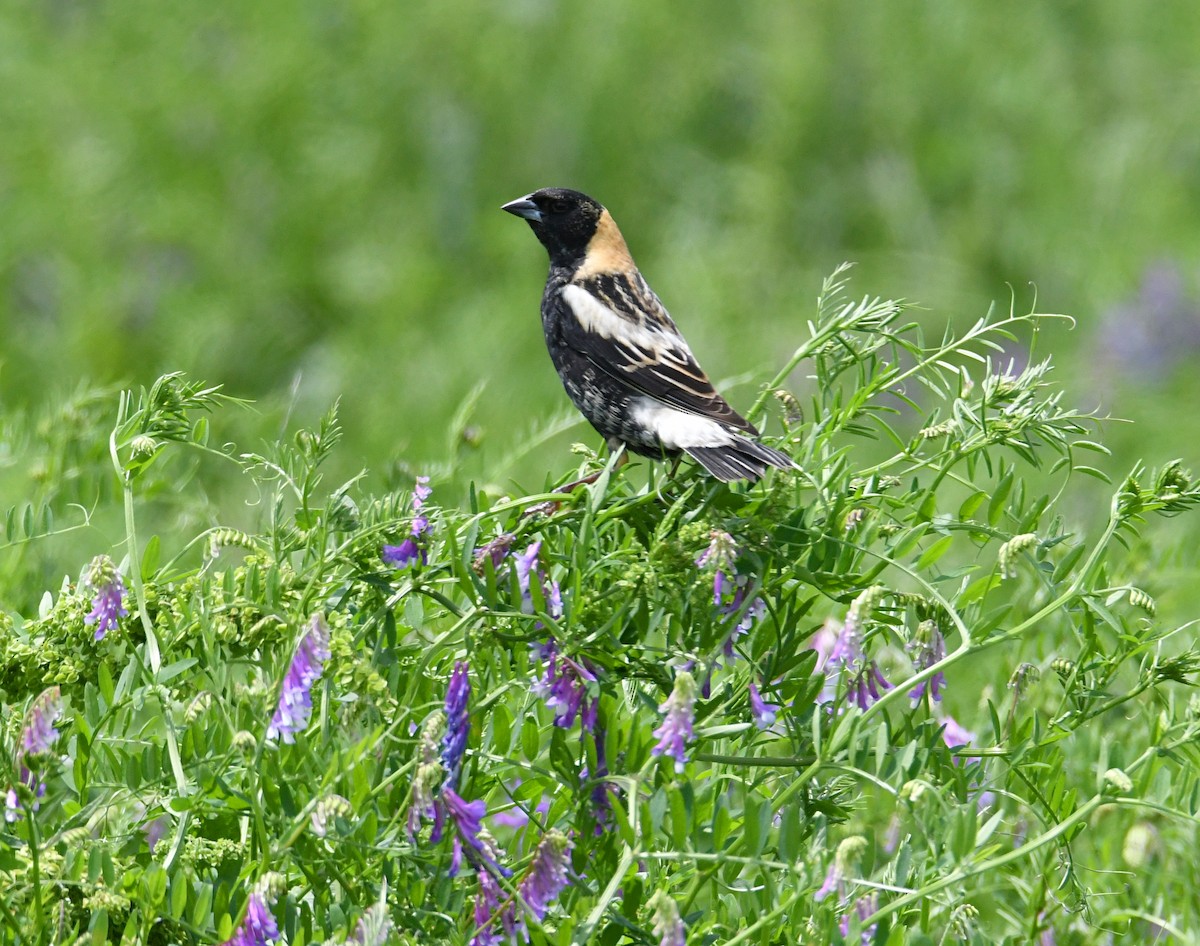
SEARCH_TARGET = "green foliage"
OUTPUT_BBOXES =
[3,273,1200,944]
[2,2,1200,483]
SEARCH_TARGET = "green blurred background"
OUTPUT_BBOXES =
[3,1,1200,490]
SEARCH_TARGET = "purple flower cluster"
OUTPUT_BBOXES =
[441,661,471,789]
[696,530,738,594]
[814,836,867,904]
[470,871,505,946]
[515,829,572,930]
[838,894,879,946]
[409,661,513,882]
[585,734,613,832]
[516,541,563,620]
[222,893,280,946]
[748,681,779,730]
[266,615,332,743]
[907,621,947,704]
[648,890,686,946]
[697,531,766,659]
[651,670,697,773]
[472,830,572,944]
[715,574,767,659]
[383,475,433,568]
[433,788,492,876]
[82,554,128,641]
[531,638,597,732]
[143,814,171,852]
[813,589,894,711]
[4,686,63,822]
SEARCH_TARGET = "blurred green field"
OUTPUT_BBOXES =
[3,1,1199,488]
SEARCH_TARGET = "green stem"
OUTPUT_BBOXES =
[110,421,160,673]
[28,810,44,944]
[573,775,642,945]
[865,793,1108,928]
[723,886,807,946]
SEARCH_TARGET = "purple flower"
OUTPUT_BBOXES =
[810,617,842,669]
[266,615,332,743]
[383,479,433,568]
[383,514,431,569]
[434,788,484,847]
[846,662,893,711]
[516,542,542,601]
[586,733,613,832]
[724,595,766,659]
[648,890,686,946]
[820,590,894,710]
[514,829,572,934]
[491,792,551,830]
[696,530,738,600]
[532,638,597,731]
[407,715,444,836]
[814,836,867,903]
[413,475,432,510]
[940,715,974,749]
[515,542,563,623]
[838,894,879,946]
[712,569,766,661]
[5,686,63,822]
[748,681,779,730]
[223,892,280,946]
[813,861,841,902]
[21,686,63,756]
[382,536,421,568]
[434,789,510,878]
[652,670,697,774]
[471,870,505,946]
[907,621,947,703]
[441,661,471,788]
[82,555,128,641]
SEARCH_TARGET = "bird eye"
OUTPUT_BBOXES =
[550,199,572,214]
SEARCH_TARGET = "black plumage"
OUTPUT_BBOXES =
[502,187,795,483]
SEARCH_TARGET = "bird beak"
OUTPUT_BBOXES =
[501,195,542,222]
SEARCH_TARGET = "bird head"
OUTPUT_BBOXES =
[502,188,606,267]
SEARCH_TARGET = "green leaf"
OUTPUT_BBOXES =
[958,490,988,520]
[169,871,188,919]
[743,791,765,857]
[988,470,1014,526]
[520,715,540,761]
[141,534,161,581]
[916,534,954,571]
[491,702,513,755]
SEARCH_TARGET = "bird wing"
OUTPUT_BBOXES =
[557,272,756,433]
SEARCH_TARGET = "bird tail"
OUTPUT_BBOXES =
[685,438,796,483]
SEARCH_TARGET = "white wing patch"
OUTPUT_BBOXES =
[630,397,736,449]
[561,284,679,354]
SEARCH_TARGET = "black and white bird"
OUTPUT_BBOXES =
[502,187,796,482]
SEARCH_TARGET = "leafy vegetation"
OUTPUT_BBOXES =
[4,272,1200,944]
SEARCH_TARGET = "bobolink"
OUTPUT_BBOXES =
[502,187,795,482]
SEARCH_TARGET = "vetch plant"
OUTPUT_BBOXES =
[1,271,1199,943]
